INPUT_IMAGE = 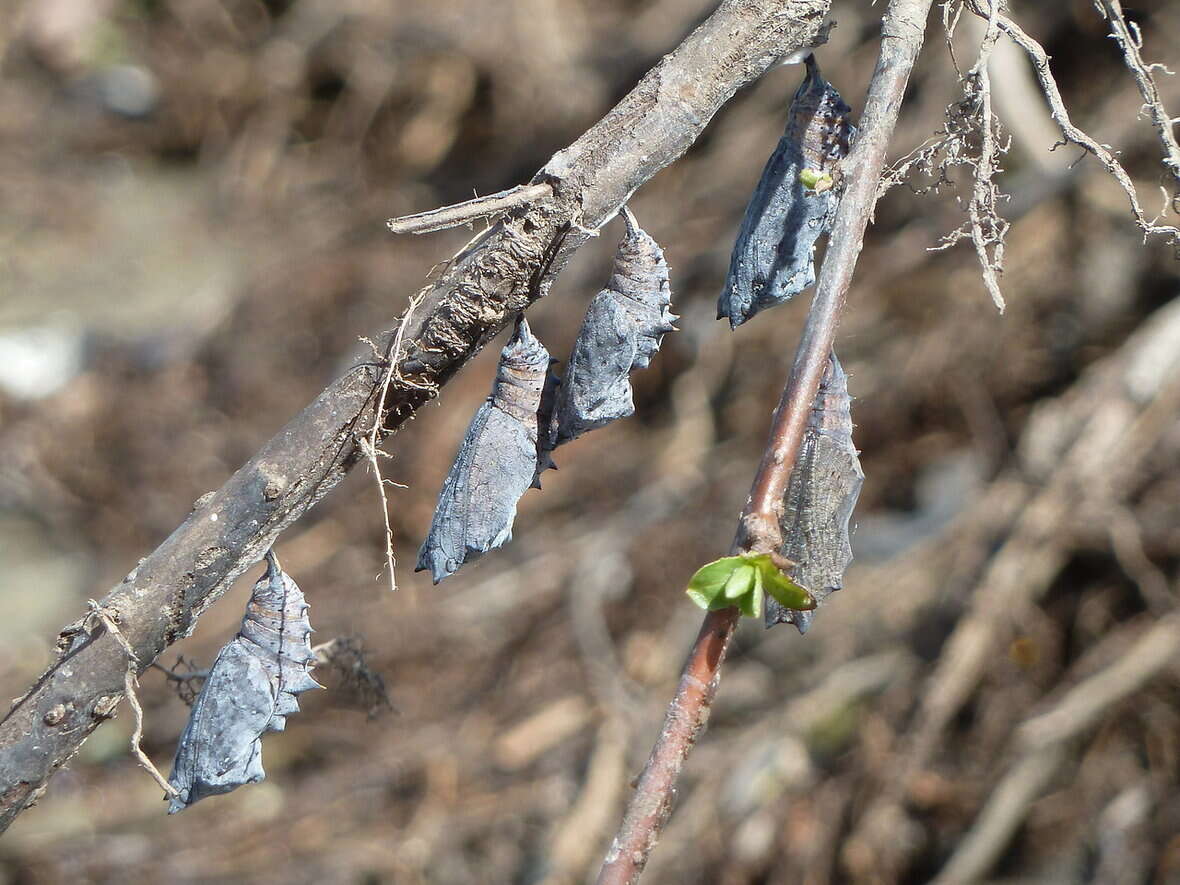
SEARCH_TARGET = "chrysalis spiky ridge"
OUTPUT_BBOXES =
[767,352,864,634]
[417,318,550,583]
[167,551,320,812]
[549,208,677,448]
[718,55,855,329]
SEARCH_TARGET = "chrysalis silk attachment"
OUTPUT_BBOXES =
[718,55,855,328]
[167,551,320,812]
[549,208,677,448]
[767,352,864,633]
[417,318,551,583]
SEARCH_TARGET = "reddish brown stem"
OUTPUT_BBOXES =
[595,2,935,882]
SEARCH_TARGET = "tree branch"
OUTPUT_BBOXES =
[0,0,833,831]
[594,2,936,883]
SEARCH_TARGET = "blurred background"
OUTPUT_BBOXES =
[1,0,1179,882]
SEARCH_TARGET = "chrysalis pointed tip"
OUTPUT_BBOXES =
[619,205,639,236]
[531,451,558,489]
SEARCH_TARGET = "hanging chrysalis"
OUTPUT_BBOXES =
[416,317,550,583]
[767,352,864,634]
[167,550,320,812]
[718,54,855,328]
[548,207,677,448]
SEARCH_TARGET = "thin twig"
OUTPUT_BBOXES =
[150,658,210,706]
[963,1,1008,311]
[982,4,1180,247]
[361,294,423,592]
[594,2,936,882]
[86,601,179,799]
[896,0,1180,307]
[1093,0,1180,194]
[386,183,554,235]
[150,661,210,683]
[892,0,1011,310]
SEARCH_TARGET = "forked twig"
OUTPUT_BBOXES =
[892,0,1180,308]
[982,3,1180,246]
[961,1,1008,311]
[361,294,423,591]
[594,2,937,882]
[891,0,1011,310]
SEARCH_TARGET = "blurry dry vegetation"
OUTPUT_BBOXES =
[0,0,1179,883]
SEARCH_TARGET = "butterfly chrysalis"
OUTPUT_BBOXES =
[548,207,676,449]
[767,352,864,633]
[719,54,855,328]
[417,317,551,583]
[167,550,320,812]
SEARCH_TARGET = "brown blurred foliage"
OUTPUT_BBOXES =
[0,0,1178,882]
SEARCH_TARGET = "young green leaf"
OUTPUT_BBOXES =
[723,563,756,600]
[759,561,814,611]
[685,554,813,618]
[684,556,744,609]
[799,168,834,192]
[740,565,764,618]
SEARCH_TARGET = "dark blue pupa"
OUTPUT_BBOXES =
[719,55,855,328]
